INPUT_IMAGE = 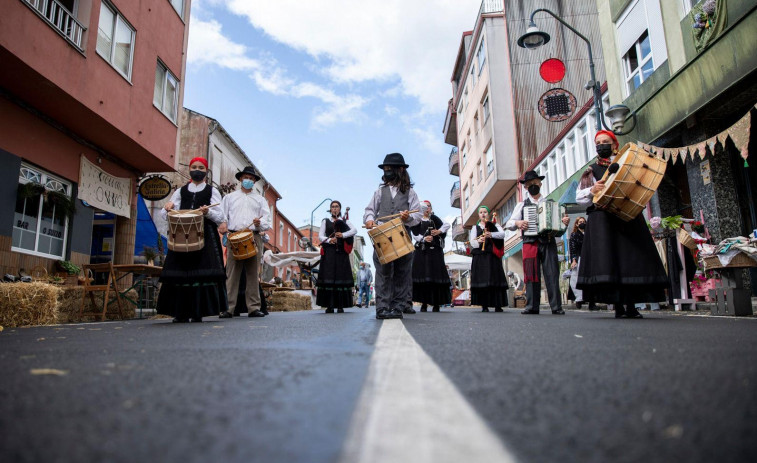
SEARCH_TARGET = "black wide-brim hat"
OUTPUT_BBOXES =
[378,152,409,169]
[519,170,545,184]
[235,166,261,181]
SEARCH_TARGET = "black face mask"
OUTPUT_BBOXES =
[190,170,207,181]
[578,223,586,230]
[596,143,613,159]
[382,171,397,182]
[527,184,541,196]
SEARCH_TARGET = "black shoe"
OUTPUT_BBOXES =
[190,317,203,323]
[588,302,598,311]
[624,307,644,319]
[521,309,539,315]
[325,308,334,314]
[218,311,233,319]
[552,309,565,315]
[261,310,269,316]
[482,307,489,312]
[388,309,404,319]
[172,317,189,323]
[420,304,428,312]
[336,308,344,313]
[376,309,390,319]
[495,307,504,312]
[248,310,266,318]
[432,306,440,312]
[575,301,583,309]
[614,306,626,318]
[357,304,362,308]
[403,308,416,314]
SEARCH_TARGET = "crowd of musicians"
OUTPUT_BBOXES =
[157,129,667,321]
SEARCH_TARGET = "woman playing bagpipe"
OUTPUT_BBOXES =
[316,201,357,313]
[469,205,508,312]
[410,201,452,312]
[157,157,227,323]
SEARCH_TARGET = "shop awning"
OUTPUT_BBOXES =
[502,241,522,260]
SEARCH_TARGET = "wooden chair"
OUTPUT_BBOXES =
[79,263,125,321]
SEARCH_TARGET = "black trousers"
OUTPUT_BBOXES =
[525,239,562,312]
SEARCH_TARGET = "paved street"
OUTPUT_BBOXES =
[1,308,756,463]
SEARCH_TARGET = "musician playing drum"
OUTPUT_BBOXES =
[157,157,227,323]
[364,153,422,320]
[506,170,570,315]
[218,166,271,318]
[469,205,508,312]
[575,131,667,319]
[316,201,357,313]
[410,201,452,312]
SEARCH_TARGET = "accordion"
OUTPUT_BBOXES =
[524,200,567,237]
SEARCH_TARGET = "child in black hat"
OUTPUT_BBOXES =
[505,170,570,315]
[363,153,422,319]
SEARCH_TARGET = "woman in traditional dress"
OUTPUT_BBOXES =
[316,201,357,313]
[575,131,668,318]
[469,205,508,312]
[157,157,227,322]
[410,201,452,312]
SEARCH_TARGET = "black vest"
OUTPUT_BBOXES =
[179,184,212,210]
[411,215,445,249]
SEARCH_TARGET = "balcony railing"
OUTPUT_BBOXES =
[22,0,86,51]
[450,181,461,208]
[448,147,459,176]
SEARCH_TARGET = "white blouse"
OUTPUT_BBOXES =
[468,222,506,249]
[160,183,224,225]
[319,217,357,244]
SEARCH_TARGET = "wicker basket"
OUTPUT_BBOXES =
[703,253,757,269]
[677,228,698,250]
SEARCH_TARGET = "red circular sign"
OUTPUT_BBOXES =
[539,58,566,84]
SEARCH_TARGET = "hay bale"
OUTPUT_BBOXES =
[0,282,62,328]
[57,286,137,323]
[271,291,312,312]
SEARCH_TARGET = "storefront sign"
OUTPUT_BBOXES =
[700,160,711,185]
[138,175,172,201]
[78,156,132,218]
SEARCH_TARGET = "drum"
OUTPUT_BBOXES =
[368,217,414,265]
[593,142,667,222]
[167,210,204,252]
[228,230,258,260]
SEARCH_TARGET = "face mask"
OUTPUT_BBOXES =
[527,184,541,196]
[382,171,396,182]
[242,179,255,190]
[189,170,206,181]
[596,143,613,159]
[578,223,586,230]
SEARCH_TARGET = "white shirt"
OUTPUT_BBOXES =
[468,223,506,248]
[363,185,422,227]
[411,216,451,243]
[160,183,224,225]
[505,194,547,231]
[318,217,358,243]
[221,189,272,232]
[576,185,595,207]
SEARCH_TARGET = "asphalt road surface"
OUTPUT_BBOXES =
[1,308,756,463]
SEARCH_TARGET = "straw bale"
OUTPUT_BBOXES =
[0,282,62,328]
[57,286,136,323]
[271,291,312,312]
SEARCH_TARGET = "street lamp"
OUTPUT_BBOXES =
[517,8,637,136]
[309,197,332,245]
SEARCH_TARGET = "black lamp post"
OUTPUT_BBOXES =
[517,8,636,136]
[309,197,332,245]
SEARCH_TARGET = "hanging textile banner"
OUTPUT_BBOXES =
[638,105,753,165]
[78,156,132,218]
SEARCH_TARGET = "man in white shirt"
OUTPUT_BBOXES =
[218,166,272,318]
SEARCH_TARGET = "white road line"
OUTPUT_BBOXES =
[339,319,518,463]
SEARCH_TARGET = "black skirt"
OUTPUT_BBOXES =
[576,209,668,304]
[470,249,508,307]
[412,244,451,305]
[157,220,227,319]
[316,245,354,309]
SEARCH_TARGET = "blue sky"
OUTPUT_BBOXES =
[183,0,482,259]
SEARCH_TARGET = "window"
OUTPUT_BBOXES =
[477,160,483,183]
[169,0,184,18]
[96,2,135,80]
[279,221,283,245]
[462,145,468,167]
[558,144,567,184]
[463,184,470,211]
[13,164,71,259]
[482,96,490,123]
[474,113,480,134]
[679,0,695,18]
[477,38,487,76]
[470,63,476,88]
[623,31,654,94]
[154,61,180,123]
[579,122,590,166]
[485,144,494,175]
[463,88,469,113]
[498,194,518,225]
[547,154,557,194]
[288,230,292,251]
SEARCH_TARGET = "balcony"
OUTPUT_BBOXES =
[443,98,458,146]
[450,181,461,208]
[448,147,459,176]
[22,0,86,51]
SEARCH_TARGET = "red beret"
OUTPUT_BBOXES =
[189,157,208,169]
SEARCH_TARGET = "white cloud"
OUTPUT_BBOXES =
[384,105,399,116]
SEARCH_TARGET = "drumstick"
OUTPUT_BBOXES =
[361,209,420,228]
[188,203,220,213]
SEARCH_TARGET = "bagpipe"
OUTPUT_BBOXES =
[479,212,504,259]
[322,207,354,255]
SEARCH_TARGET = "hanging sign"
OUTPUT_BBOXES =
[138,175,172,201]
[539,58,566,84]
[78,156,132,218]
[537,88,577,122]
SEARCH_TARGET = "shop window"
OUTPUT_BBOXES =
[13,164,72,260]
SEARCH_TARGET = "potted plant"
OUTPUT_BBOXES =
[56,260,81,285]
[142,246,158,266]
